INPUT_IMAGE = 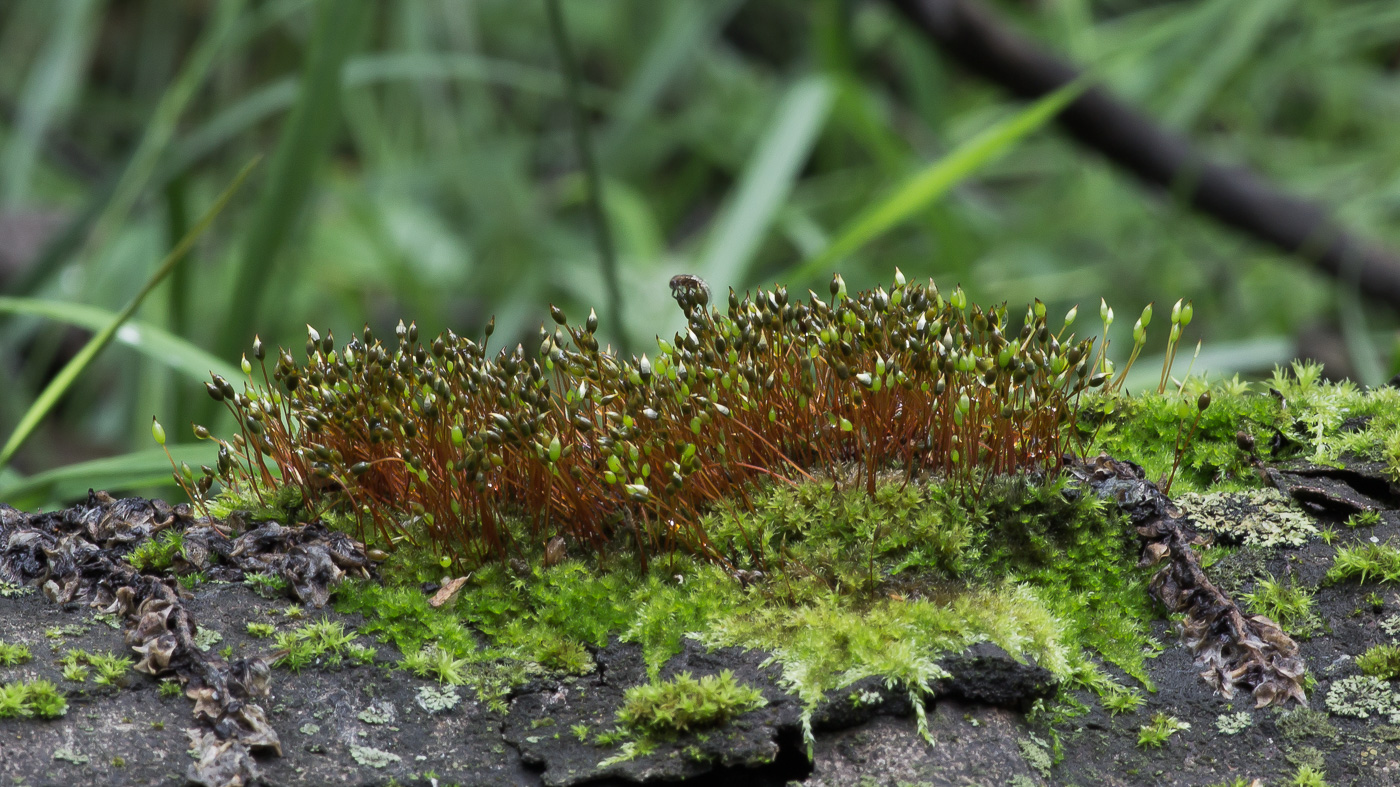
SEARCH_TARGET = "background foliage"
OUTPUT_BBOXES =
[1,0,1398,504]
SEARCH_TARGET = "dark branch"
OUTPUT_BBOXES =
[886,0,1400,311]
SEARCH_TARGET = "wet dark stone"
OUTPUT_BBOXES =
[934,641,1058,711]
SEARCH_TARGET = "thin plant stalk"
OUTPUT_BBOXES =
[544,0,627,355]
[0,157,259,473]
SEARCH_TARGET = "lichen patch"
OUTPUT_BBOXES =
[1176,488,1316,548]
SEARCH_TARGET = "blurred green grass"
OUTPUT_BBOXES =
[0,0,1397,506]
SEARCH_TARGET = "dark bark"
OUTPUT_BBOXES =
[886,0,1400,311]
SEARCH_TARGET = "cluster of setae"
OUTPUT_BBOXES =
[190,271,1115,568]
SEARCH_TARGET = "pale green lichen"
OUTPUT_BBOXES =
[1017,734,1052,779]
[1324,675,1400,721]
[51,747,88,765]
[415,684,460,713]
[356,702,394,724]
[1175,489,1316,548]
[1216,711,1252,735]
[193,627,223,652]
[349,744,401,768]
[1381,614,1400,639]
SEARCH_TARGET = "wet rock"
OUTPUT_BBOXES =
[503,639,808,787]
[0,492,372,787]
[807,702,1046,787]
[934,641,1058,711]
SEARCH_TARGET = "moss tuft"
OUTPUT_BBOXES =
[1136,712,1189,748]
[1242,575,1323,638]
[1326,542,1400,585]
[1356,644,1400,680]
[127,528,185,572]
[0,679,67,719]
[0,640,32,666]
[616,670,765,734]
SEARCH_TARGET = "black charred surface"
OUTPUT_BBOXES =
[1066,454,1308,708]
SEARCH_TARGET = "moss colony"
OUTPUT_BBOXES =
[159,274,1400,759]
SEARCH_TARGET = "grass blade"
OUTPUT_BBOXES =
[696,75,836,294]
[1161,0,1288,129]
[789,80,1086,284]
[85,0,245,252]
[0,157,258,473]
[0,0,100,206]
[216,0,372,361]
[161,52,612,186]
[0,445,212,510]
[0,297,240,383]
[598,0,743,164]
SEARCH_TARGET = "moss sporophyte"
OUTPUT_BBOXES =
[192,271,1116,567]
[169,270,1357,750]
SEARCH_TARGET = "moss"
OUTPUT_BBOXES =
[273,618,360,672]
[1276,707,1338,742]
[127,528,185,572]
[59,649,133,688]
[1136,712,1189,748]
[1326,541,1400,585]
[1347,510,1382,529]
[0,679,67,719]
[1287,763,1329,787]
[245,622,275,638]
[1357,644,1400,679]
[616,670,765,734]
[1242,575,1323,639]
[207,480,307,524]
[244,572,290,598]
[1080,381,1275,495]
[0,640,32,666]
[332,472,1164,747]
[1102,687,1144,716]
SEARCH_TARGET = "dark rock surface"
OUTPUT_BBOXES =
[0,576,1054,787]
[6,460,1400,785]
[934,641,1057,711]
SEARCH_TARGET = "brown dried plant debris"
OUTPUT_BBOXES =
[1067,454,1307,708]
[0,491,373,787]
